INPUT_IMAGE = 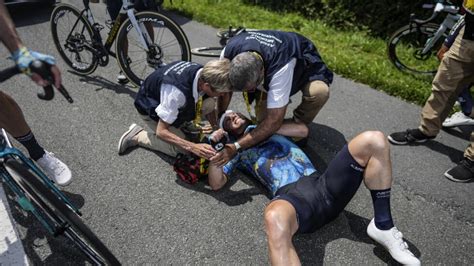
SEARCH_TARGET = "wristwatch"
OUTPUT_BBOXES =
[233,142,242,153]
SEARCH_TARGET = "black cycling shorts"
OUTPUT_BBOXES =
[274,144,365,234]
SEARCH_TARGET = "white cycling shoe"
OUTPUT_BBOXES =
[367,219,420,265]
[37,151,73,186]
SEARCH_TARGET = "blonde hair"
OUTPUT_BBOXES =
[201,59,231,93]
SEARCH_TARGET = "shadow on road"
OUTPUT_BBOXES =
[4,187,91,264]
[294,210,421,265]
[69,71,138,99]
[442,125,473,142]
[8,4,54,28]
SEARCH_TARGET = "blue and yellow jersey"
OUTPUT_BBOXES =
[223,126,317,196]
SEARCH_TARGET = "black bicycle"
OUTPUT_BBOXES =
[0,61,120,265]
[50,0,191,86]
[387,0,461,75]
[191,26,256,57]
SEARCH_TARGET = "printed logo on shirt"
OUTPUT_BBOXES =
[245,32,283,48]
[164,61,198,76]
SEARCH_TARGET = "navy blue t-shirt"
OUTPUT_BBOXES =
[134,61,202,127]
[224,30,333,95]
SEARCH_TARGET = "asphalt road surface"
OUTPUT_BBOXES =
[1,2,472,265]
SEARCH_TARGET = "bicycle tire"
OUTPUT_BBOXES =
[191,47,223,57]
[387,23,446,76]
[50,4,98,75]
[116,11,191,87]
[4,159,120,265]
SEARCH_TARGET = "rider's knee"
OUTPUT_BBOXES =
[360,131,388,153]
[264,204,291,242]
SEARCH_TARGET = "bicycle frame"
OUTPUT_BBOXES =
[0,128,81,235]
[79,0,152,60]
[410,2,461,55]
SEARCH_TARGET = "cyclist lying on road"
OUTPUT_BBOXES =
[207,110,420,265]
[0,0,72,186]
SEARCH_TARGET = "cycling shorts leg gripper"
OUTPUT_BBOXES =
[323,144,365,212]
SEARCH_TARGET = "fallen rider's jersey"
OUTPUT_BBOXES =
[223,125,317,196]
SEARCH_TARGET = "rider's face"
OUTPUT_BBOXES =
[223,112,247,135]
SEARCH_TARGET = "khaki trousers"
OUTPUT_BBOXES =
[255,80,330,124]
[135,97,216,157]
[418,27,474,159]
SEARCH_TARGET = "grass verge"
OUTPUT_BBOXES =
[164,0,434,106]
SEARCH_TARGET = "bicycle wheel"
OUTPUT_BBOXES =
[387,23,446,76]
[50,4,98,75]
[4,159,120,265]
[191,47,223,57]
[116,11,191,86]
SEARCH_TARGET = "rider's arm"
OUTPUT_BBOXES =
[0,0,23,52]
[208,163,228,190]
[0,0,61,87]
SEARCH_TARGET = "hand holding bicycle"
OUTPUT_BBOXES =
[0,59,73,103]
[11,46,62,88]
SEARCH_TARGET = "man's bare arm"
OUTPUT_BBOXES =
[0,0,23,52]
[156,120,216,159]
[238,106,286,149]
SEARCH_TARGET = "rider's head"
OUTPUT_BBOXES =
[200,59,232,97]
[219,110,252,137]
[229,52,264,92]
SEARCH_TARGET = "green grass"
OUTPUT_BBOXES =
[164,0,434,105]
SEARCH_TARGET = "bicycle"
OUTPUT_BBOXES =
[191,26,257,57]
[387,0,462,76]
[0,61,120,265]
[50,0,191,87]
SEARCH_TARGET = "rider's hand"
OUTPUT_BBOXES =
[208,128,228,142]
[189,143,216,160]
[210,144,237,167]
[200,124,214,134]
[11,46,62,88]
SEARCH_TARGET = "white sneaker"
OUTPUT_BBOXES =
[36,151,73,186]
[117,72,129,84]
[367,219,420,265]
[117,123,143,154]
[442,111,474,127]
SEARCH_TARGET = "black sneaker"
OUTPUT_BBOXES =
[387,129,434,145]
[444,158,474,182]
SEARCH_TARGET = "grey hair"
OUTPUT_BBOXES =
[201,59,232,93]
[229,52,263,91]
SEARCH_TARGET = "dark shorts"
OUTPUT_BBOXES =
[274,144,365,234]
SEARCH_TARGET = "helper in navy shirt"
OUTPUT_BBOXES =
[117,60,231,159]
[208,111,420,265]
[213,30,333,168]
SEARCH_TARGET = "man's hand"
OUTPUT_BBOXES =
[12,47,62,88]
[210,143,237,167]
[188,143,216,160]
[200,124,213,134]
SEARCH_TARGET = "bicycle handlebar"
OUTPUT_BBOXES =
[0,60,73,103]
[412,2,459,25]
